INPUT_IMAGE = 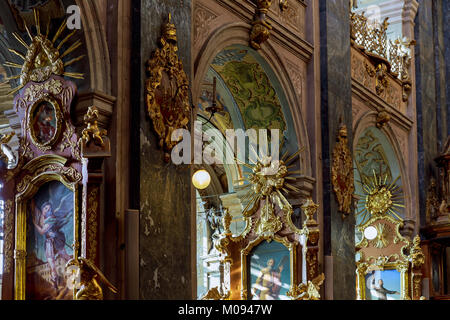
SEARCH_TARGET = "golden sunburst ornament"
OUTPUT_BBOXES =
[1,8,84,95]
[234,141,304,236]
[356,170,404,226]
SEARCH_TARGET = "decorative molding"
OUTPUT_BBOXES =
[87,186,99,262]
[332,124,354,217]
[3,199,14,274]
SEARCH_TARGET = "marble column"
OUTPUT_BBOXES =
[131,0,193,299]
[319,0,355,300]
[415,0,448,227]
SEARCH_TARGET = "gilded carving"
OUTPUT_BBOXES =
[288,273,325,300]
[373,223,390,248]
[250,0,272,50]
[200,286,230,300]
[23,79,63,102]
[3,200,14,273]
[66,257,118,300]
[241,146,304,237]
[60,126,81,160]
[16,163,82,193]
[0,8,84,96]
[332,123,354,217]
[87,187,99,262]
[81,106,107,147]
[145,14,191,162]
[376,110,391,129]
[410,235,425,269]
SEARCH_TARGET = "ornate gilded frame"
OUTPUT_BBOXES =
[356,258,410,300]
[355,214,423,300]
[241,235,298,300]
[13,155,81,300]
[27,94,63,152]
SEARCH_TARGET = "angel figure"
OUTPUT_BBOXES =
[66,257,118,300]
[31,191,73,290]
[293,273,325,300]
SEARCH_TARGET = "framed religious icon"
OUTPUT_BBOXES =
[245,239,293,300]
[13,154,81,300]
[28,96,63,150]
[25,180,75,300]
[364,269,401,300]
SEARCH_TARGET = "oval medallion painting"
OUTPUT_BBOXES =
[31,100,58,145]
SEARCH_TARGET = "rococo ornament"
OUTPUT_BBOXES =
[145,13,191,162]
[331,123,354,218]
[1,8,84,96]
[236,145,304,237]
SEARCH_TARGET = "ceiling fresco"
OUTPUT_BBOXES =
[210,46,287,133]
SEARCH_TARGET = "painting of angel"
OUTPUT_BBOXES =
[249,241,290,300]
[26,180,74,300]
[32,101,57,144]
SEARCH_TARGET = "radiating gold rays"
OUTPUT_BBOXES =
[1,8,84,96]
[233,140,304,216]
[355,169,404,226]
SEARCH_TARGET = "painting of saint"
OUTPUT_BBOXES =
[26,181,74,300]
[365,270,401,300]
[249,241,290,300]
[32,101,57,144]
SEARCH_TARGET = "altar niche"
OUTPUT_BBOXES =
[0,76,111,300]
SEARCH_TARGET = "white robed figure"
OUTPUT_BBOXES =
[366,270,399,300]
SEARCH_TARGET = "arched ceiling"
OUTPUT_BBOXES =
[198,45,287,134]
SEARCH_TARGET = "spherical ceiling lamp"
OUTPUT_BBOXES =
[364,226,378,240]
[192,169,211,190]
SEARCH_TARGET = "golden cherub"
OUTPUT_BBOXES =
[66,257,118,300]
[81,106,107,146]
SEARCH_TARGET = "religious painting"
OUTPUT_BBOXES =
[25,180,74,300]
[31,100,58,145]
[365,269,401,300]
[248,240,290,300]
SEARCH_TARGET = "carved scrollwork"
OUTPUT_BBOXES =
[3,200,14,273]
[332,123,354,217]
[145,14,191,162]
[16,163,82,193]
[87,187,99,262]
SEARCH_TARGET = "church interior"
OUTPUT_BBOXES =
[0,0,449,301]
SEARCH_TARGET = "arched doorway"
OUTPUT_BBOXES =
[194,44,306,298]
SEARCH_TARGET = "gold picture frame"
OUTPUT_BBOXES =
[356,259,410,300]
[13,155,81,300]
[241,234,298,300]
[27,94,63,152]
[355,213,424,300]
